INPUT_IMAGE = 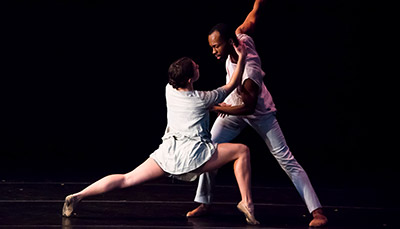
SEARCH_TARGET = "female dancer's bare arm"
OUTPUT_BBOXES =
[220,43,247,94]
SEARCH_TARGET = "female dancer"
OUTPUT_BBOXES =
[62,43,259,225]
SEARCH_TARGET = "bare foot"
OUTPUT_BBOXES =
[309,208,328,227]
[237,201,260,225]
[186,204,210,218]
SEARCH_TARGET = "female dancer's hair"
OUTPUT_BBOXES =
[168,57,194,89]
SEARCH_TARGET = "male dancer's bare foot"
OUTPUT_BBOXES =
[62,195,80,217]
[237,201,260,225]
[309,208,328,227]
[186,204,211,218]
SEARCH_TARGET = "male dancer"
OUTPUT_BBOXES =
[186,0,328,227]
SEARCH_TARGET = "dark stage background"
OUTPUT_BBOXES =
[2,0,389,193]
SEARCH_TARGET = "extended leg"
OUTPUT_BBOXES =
[62,158,166,217]
[249,114,327,226]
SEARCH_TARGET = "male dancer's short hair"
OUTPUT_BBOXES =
[209,23,239,46]
[168,57,195,89]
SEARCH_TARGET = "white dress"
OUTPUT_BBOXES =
[150,84,227,181]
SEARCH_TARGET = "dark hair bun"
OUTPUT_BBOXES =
[168,57,194,89]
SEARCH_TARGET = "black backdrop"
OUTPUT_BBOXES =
[2,0,386,189]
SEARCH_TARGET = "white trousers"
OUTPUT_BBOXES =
[194,113,322,213]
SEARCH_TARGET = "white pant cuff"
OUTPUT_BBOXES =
[194,195,212,204]
[308,204,322,214]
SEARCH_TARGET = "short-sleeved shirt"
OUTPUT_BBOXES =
[150,84,227,181]
[224,33,276,119]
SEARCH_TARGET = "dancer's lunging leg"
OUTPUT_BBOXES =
[194,143,258,225]
[63,143,258,225]
[62,158,166,217]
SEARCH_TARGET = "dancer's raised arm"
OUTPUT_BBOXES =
[235,0,266,35]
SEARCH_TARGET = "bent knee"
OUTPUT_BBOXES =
[238,144,250,156]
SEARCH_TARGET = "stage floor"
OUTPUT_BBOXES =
[0,178,397,228]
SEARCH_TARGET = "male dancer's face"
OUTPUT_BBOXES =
[208,31,230,61]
